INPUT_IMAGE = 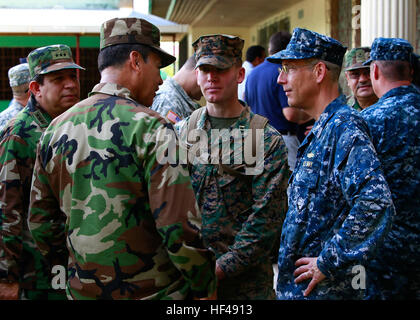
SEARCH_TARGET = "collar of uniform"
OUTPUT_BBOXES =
[378,85,418,103]
[89,82,137,104]
[311,95,347,139]
[27,94,52,128]
[199,104,251,131]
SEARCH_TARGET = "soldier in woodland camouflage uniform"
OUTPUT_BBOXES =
[151,55,202,123]
[361,38,420,299]
[268,28,395,299]
[0,44,84,300]
[28,17,217,300]
[0,63,31,132]
[175,34,290,299]
[344,47,378,111]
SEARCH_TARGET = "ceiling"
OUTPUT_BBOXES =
[151,0,299,28]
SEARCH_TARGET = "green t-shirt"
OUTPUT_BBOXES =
[208,115,240,129]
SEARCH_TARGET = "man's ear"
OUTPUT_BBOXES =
[371,63,379,81]
[237,66,245,84]
[314,62,327,84]
[29,80,40,97]
[129,51,144,71]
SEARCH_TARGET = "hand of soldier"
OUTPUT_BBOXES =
[293,257,326,297]
[0,282,19,300]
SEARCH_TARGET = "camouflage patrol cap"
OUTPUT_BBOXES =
[8,63,30,87]
[193,34,244,69]
[100,17,176,68]
[267,28,347,66]
[27,44,84,79]
[344,47,371,71]
[364,37,414,65]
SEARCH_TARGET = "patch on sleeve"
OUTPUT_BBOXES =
[166,110,182,124]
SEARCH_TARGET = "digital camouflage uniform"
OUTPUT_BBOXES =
[151,77,201,124]
[0,44,83,300]
[361,38,420,299]
[175,35,290,300]
[0,63,30,132]
[28,18,216,300]
[268,28,395,300]
[344,47,372,112]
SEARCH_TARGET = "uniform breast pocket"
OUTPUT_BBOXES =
[290,160,321,213]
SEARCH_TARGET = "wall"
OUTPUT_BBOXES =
[249,0,329,46]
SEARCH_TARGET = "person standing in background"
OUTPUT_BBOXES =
[344,47,378,111]
[361,37,420,299]
[151,55,202,123]
[0,63,31,132]
[0,44,84,300]
[238,45,266,101]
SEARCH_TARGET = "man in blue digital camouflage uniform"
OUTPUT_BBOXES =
[362,37,420,299]
[268,28,395,299]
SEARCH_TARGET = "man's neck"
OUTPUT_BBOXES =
[307,88,340,121]
[375,80,411,98]
[356,95,379,109]
[206,99,244,118]
[13,95,28,107]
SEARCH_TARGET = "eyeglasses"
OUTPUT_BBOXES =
[278,61,322,75]
[346,68,371,79]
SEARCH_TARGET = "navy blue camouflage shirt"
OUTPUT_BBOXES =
[277,95,395,300]
[361,85,420,298]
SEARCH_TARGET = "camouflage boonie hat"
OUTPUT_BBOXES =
[344,47,371,71]
[8,63,30,87]
[267,28,347,66]
[193,34,244,69]
[100,17,176,68]
[27,44,84,79]
[364,37,414,65]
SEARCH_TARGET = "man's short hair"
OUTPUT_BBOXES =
[98,43,151,73]
[245,45,265,63]
[269,31,292,55]
[375,60,412,82]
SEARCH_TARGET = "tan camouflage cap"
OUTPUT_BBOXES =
[27,44,84,79]
[100,17,176,68]
[193,34,244,69]
[8,63,30,87]
[344,47,371,71]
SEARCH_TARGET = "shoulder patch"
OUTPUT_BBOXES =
[166,110,182,124]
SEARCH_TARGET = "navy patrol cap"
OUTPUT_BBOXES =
[267,27,347,66]
[363,37,415,65]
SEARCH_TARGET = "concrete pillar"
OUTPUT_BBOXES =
[361,0,416,46]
